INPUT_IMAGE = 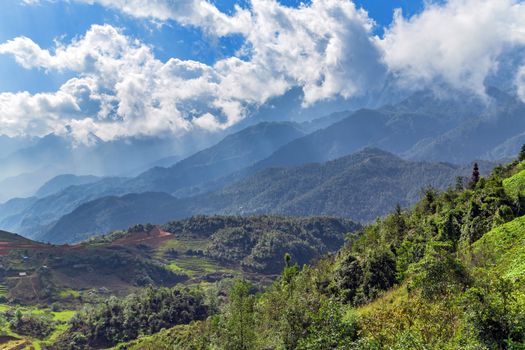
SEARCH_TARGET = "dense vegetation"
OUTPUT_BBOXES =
[199,148,489,221]
[123,152,525,349]
[8,310,54,339]
[162,215,359,273]
[56,287,209,349]
[5,152,525,349]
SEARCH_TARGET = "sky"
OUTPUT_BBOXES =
[0,0,523,143]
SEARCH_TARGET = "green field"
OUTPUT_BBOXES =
[166,256,238,278]
[0,304,77,349]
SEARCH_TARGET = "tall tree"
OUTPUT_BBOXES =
[455,176,464,191]
[222,280,256,350]
[470,163,480,188]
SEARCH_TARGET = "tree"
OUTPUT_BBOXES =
[334,254,363,304]
[408,242,469,300]
[470,163,480,188]
[519,144,525,162]
[393,204,406,237]
[281,253,299,285]
[455,176,464,191]
[222,280,256,350]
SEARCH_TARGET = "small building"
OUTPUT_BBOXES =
[18,272,27,277]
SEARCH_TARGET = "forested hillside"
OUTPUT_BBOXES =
[115,149,525,350]
[0,216,358,348]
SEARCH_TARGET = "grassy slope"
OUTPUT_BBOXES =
[472,215,525,280]
[353,174,525,348]
[503,168,525,198]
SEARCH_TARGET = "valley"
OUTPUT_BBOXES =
[0,216,358,349]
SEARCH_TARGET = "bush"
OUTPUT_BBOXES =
[9,310,53,339]
[408,242,470,300]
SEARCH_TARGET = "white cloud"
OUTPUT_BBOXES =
[380,0,525,95]
[0,0,385,142]
[5,0,525,143]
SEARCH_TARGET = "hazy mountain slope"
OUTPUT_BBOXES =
[0,197,38,223]
[127,121,306,195]
[40,149,491,243]
[35,174,101,198]
[403,88,525,163]
[2,177,130,238]
[0,167,62,202]
[0,134,72,182]
[299,110,351,133]
[2,122,307,237]
[39,192,186,243]
[247,90,481,172]
[486,131,525,160]
[0,135,37,159]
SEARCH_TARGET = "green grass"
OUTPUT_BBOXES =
[166,262,188,275]
[503,168,525,198]
[166,256,237,278]
[51,310,76,322]
[472,215,525,280]
[0,284,8,298]
[118,324,195,350]
[159,238,209,253]
[160,238,237,279]
[0,304,76,349]
[58,289,80,299]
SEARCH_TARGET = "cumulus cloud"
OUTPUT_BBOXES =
[0,0,385,142]
[4,0,525,142]
[380,0,525,95]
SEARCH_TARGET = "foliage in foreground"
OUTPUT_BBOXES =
[126,157,525,349]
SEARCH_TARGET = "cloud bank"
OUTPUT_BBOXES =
[2,0,525,142]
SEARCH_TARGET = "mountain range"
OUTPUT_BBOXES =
[41,148,493,244]
[1,87,524,244]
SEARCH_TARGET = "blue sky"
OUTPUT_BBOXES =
[0,0,426,93]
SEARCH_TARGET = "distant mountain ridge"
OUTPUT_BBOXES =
[40,148,494,244]
[127,121,307,195]
[35,174,102,198]
[2,121,308,238]
[244,89,487,171]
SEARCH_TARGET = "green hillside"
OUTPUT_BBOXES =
[472,215,525,280]
[3,156,525,349]
[113,154,525,350]
[0,216,358,349]
[503,166,525,198]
